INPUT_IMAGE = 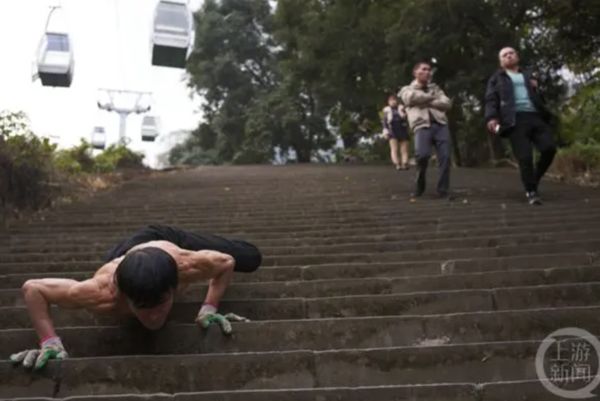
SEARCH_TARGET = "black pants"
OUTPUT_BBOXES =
[507,112,556,192]
[105,225,262,273]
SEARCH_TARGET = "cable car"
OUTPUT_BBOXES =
[36,6,74,87]
[91,126,106,150]
[151,0,193,68]
[141,116,159,142]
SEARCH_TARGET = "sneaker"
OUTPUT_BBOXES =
[526,191,542,206]
[409,191,422,202]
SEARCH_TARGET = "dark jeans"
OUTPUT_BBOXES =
[507,112,557,192]
[105,225,262,273]
[414,122,451,195]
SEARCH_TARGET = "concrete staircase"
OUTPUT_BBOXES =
[1,165,599,400]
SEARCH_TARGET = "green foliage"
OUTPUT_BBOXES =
[168,126,222,165]
[561,142,600,170]
[54,140,144,174]
[178,0,600,166]
[551,142,600,186]
[94,145,144,172]
[186,0,276,162]
[559,80,600,145]
[1,110,145,214]
[54,139,95,174]
[335,140,389,164]
[0,111,57,211]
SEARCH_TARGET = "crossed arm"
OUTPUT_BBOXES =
[399,87,451,111]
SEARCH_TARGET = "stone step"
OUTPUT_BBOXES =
[3,282,600,329]
[2,306,599,357]
[19,202,597,230]
[8,208,600,240]
[2,239,599,267]
[7,220,600,253]
[6,212,599,245]
[0,381,570,401]
[5,229,600,264]
[0,252,596,289]
[0,339,586,397]
[2,264,599,307]
[3,165,600,400]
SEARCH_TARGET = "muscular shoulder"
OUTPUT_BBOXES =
[180,250,234,283]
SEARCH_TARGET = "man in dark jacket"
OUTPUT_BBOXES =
[484,47,557,205]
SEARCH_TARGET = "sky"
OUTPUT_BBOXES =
[0,0,204,168]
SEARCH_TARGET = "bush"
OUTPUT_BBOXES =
[55,141,144,174]
[0,111,57,211]
[54,139,95,174]
[169,143,221,166]
[94,145,144,172]
[552,142,600,175]
[335,136,390,163]
[1,110,147,216]
[559,81,600,145]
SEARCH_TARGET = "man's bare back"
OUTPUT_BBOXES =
[90,240,228,314]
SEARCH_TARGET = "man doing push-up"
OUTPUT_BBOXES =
[10,224,262,370]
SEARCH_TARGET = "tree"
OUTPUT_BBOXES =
[185,0,276,162]
[177,0,600,166]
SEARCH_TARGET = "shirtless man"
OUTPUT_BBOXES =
[9,225,262,370]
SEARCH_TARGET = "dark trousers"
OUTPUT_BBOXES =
[105,225,262,273]
[414,122,451,195]
[507,113,557,192]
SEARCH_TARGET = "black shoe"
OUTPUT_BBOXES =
[526,191,542,206]
[438,192,454,200]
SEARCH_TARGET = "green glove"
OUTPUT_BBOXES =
[10,337,68,370]
[195,305,250,335]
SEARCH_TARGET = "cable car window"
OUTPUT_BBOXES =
[156,3,188,27]
[47,33,70,51]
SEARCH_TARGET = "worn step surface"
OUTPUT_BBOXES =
[1,165,600,400]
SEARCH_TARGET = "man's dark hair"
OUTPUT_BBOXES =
[413,60,432,71]
[115,247,178,308]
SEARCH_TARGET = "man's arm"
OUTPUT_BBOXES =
[399,86,435,108]
[21,278,104,341]
[430,90,452,111]
[11,278,104,369]
[195,250,235,307]
[192,251,250,334]
[484,75,500,129]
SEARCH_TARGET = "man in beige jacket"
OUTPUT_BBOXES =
[399,61,452,198]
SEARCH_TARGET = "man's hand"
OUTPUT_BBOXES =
[530,78,538,89]
[487,119,499,134]
[10,337,67,370]
[195,304,250,335]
